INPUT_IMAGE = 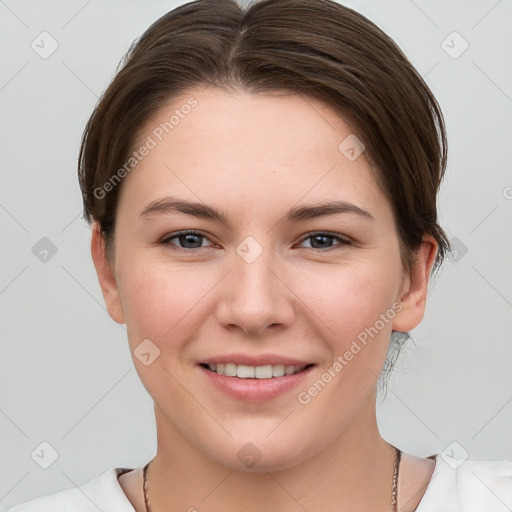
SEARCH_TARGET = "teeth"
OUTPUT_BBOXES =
[285,365,296,375]
[272,364,285,377]
[225,363,237,377]
[237,365,255,378]
[207,363,306,379]
[255,365,272,379]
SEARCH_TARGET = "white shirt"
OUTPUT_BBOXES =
[5,454,512,511]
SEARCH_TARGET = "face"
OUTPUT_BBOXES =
[92,87,435,472]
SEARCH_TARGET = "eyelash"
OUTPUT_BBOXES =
[159,230,352,252]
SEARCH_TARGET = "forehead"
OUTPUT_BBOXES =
[118,87,389,222]
[140,86,356,158]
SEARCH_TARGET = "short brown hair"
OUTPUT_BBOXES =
[79,0,449,274]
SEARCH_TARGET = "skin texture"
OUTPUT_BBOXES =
[92,87,437,512]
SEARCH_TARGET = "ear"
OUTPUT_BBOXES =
[392,234,438,332]
[90,221,125,324]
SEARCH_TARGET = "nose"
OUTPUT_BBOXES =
[215,246,296,337]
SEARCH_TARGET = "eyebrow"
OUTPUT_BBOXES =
[139,196,374,224]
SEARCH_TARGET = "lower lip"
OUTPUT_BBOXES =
[198,365,315,402]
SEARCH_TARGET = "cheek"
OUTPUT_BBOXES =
[292,264,402,426]
[117,259,212,350]
[293,260,402,344]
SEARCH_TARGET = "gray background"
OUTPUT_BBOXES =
[1,0,511,507]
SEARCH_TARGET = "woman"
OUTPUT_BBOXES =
[7,0,511,510]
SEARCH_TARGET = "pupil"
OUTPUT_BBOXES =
[181,234,201,248]
[312,235,331,248]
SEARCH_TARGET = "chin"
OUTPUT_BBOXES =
[208,437,313,473]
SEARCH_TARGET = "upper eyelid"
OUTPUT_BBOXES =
[161,229,213,239]
[298,231,351,243]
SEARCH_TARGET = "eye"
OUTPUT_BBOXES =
[297,232,352,250]
[159,230,351,252]
[160,230,214,250]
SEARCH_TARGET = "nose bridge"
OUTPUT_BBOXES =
[235,247,276,301]
[216,237,294,335]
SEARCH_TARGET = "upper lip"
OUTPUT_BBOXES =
[199,354,314,367]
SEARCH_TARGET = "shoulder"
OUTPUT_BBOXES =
[417,454,512,512]
[4,467,136,512]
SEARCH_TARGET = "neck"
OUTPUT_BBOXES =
[147,393,396,512]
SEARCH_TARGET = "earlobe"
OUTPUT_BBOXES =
[391,235,438,332]
[90,222,126,324]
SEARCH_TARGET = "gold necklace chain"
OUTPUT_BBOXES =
[143,447,401,512]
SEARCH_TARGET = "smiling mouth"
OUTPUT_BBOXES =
[200,363,314,379]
